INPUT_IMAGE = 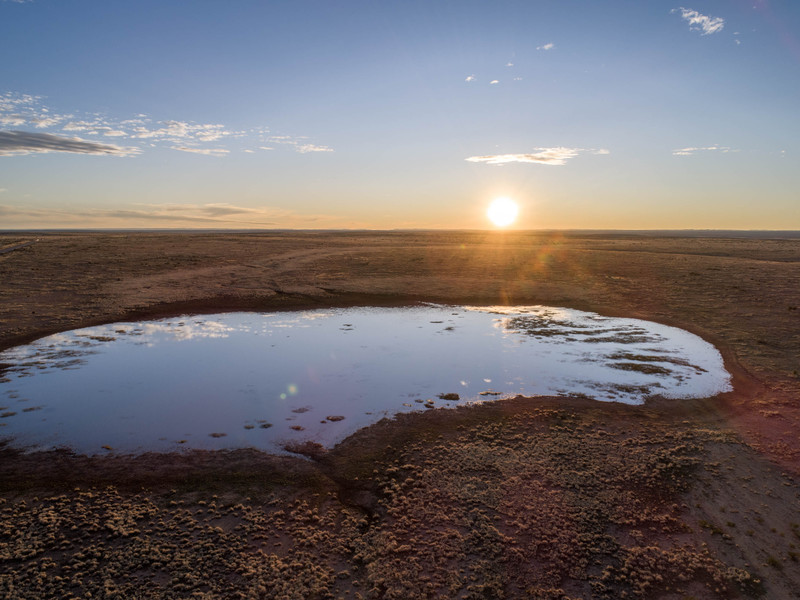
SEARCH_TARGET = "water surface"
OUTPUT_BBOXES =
[0,305,731,454]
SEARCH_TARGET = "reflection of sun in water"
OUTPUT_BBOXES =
[487,197,519,227]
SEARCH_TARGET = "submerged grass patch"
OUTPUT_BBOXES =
[609,362,673,376]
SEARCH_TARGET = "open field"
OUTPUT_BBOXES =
[1,231,799,599]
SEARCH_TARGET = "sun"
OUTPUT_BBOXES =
[487,197,519,227]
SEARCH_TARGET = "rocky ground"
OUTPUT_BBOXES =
[1,231,799,599]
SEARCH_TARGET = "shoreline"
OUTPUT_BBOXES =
[2,300,744,458]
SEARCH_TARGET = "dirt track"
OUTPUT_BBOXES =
[1,231,799,599]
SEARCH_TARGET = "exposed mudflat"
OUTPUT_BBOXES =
[1,230,799,599]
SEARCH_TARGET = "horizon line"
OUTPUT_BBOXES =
[3,227,800,237]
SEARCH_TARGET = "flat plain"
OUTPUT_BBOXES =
[1,231,799,599]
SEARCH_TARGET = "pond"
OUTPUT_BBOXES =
[0,305,731,454]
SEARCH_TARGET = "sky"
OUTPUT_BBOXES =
[1,0,799,230]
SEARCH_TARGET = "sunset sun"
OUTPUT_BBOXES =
[487,197,519,227]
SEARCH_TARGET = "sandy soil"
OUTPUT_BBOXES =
[0,231,799,599]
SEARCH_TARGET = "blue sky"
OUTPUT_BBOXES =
[1,0,798,229]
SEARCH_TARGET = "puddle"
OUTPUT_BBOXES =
[0,305,731,454]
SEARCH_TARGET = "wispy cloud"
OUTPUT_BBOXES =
[0,130,139,156]
[0,92,332,158]
[0,203,275,225]
[466,147,609,166]
[1,93,68,129]
[62,120,124,134]
[465,75,476,82]
[673,7,725,35]
[0,114,26,126]
[295,143,333,153]
[537,42,555,51]
[171,146,230,157]
[122,203,279,223]
[0,202,350,229]
[28,116,62,128]
[672,145,733,156]
[265,135,334,154]
[130,120,234,143]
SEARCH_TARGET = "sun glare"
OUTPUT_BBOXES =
[487,197,519,227]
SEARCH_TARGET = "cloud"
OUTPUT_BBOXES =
[465,75,476,82]
[673,7,724,35]
[171,146,229,157]
[0,205,52,218]
[1,94,239,148]
[1,92,331,159]
[295,143,333,153]
[490,80,499,85]
[537,43,555,51]
[0,203,276,225]
[0,114,26,126]
[125,203,275,221]
[0,93,42,114]
[0,130,140,157]
[196,129,229,142]
[0,202,351,229]
[672,145,733,156]
[129,120,234,143]
[191,204,262,217]
[466,147,609,166]
[62,120,101,132]
[29,116,62,128]
[1,94,71,130]
[266,135,334,154]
